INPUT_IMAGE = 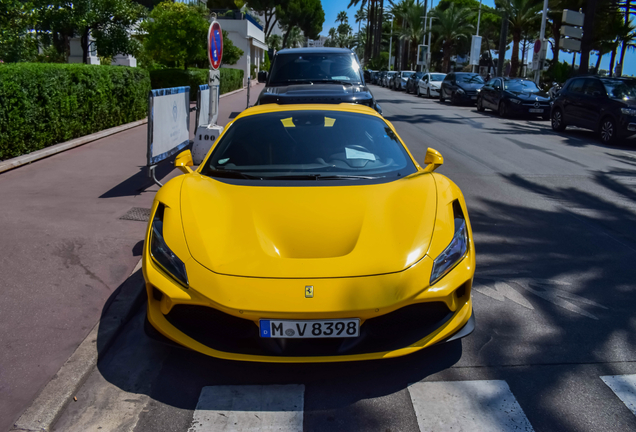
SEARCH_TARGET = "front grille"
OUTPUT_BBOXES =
[165,302,453,357]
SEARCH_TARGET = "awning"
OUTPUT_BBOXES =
[251,38,268,50]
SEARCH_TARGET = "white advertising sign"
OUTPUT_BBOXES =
[147,87,190,165]
[470,36,482,66]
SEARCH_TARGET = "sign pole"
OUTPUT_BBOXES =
[534,0,549,85]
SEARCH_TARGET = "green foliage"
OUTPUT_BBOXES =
[278,0,324,46]
[142,2,209,69]
[149,67,244,99]
[266,34,282,52]
[0,0,39,62]
[0,63,150,160]
[262,51,271,72]
[250,63,258,79]
[221,29,244,66]
[367,52,389,70]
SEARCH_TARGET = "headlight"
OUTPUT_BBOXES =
[457,88,465,94]
[476,88,481,93]
[150,204,189,286]
[621,108,636,116]
[430,206,468,285]
[431,84,438,89]
[510,98,522,104]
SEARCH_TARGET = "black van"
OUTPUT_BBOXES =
[256,48,382,114]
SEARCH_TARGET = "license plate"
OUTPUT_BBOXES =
[260,319,360,338]
[529,108,543,113]
[471,96,477,100]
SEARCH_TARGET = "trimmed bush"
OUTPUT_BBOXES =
[149,67,244,99]
[0,64,150,160]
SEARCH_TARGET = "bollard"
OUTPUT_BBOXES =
[247,76,251,109]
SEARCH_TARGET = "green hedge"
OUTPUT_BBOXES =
[149,68,244,100]
[0,64,150,160]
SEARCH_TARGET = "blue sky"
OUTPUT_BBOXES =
[319,0,636,76]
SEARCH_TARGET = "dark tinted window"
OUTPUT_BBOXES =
[444,74,454,82]
[568,79,585,94]
[601,79,636,99]
[269,53,362,85]
[584,79,606,96]
[202,111,417,181]
[430,74,446,81]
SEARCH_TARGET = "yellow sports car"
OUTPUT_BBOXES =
[143,103,475,363]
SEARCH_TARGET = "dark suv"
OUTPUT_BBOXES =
[440,72,485,104]
[551,76,636,144]
[256,48,382,114]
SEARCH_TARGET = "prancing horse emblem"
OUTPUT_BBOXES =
[305,286,314,298]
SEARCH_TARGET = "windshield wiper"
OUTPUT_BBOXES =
[262,174,378,180]
[207,169,263,180]
[311,79,355,86]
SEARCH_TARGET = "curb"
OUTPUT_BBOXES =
[0,118,148,175]
[11,260,146,432]
[220,86,248,99]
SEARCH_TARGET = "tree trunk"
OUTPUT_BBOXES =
[373,0,383,58]
[579,0,598,74]
[618,0,631,76]
[364,1,374,64]
[510,32,520,77]
[595,51,603,72]
[443,42,451,72]
[81,27,90,64]
[609,46,617,76]
[282,28,290,49]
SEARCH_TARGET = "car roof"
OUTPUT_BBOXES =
[276,47,354,55]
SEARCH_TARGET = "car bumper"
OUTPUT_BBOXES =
[509,103,551,115]
[428,88,440,96]
[143,239,475,363]
[452,92,479,104]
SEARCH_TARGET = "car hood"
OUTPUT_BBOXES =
[258,84,374,106]
[506,90,550,101]
[180,173,437,278]
[457,83,484,91]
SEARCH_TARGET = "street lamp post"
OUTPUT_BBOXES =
[534,0,549,85]
[388,18,393,71]
[472,0,482,73]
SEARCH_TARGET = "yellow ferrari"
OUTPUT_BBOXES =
[143,103,475,363]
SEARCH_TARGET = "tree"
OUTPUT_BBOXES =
[396,1,426,70]
[282,25,305,48]
[142,2,209,69]
[278,0,324,48]
[0,0,38,62]
[266,34,282,52]
[497,0,542,77]
[246,0,286,38]
[431,3,474,72]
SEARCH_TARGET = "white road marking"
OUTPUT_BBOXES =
[188,385,304,432]
[601,375,636,416]
[408,380,534,432]
[475,276,607,319]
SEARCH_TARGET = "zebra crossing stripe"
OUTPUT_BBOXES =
[187,384,304,432]
[407,380,534,432]
[601,374,636,416]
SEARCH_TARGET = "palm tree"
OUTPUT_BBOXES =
[336,11,349,26]
[617,19,636,75]
[499,0,542,77]
[431,3,474,72]
[396,1,426,70]
[284,26,305,48]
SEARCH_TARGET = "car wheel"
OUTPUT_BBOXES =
[427,88,431,99]
[477,97,485,112]
[498,101,508,118]
[599,117,618,144]
[551,108,566,132]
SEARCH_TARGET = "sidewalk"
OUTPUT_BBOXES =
[0,83,264,431]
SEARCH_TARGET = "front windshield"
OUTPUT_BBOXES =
[456,74,485,84]
[430,74,445,81]
[201,111,417,181]
[602,79,636,100]
[504,79,540,92]
[387,72,397,76]
[268,53,362,85]
[402,72,415,78]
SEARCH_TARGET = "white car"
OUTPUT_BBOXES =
[417,73,447,98]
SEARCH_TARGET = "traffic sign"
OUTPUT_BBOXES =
[208,21,223,70]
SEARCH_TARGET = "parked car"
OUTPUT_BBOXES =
[376,71,387,86]
[440,72,485,104]
[256,48,382,114]
[405,72,424,94]
[551,76,636,144]
[383,71,397,87]
[477,77,551,119]
[417,72,446,98]
[393,71,416,91]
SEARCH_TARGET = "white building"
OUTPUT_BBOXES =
[307,36,328,48]
[218,13,268,86]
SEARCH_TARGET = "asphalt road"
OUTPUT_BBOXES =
[51,85,636,432]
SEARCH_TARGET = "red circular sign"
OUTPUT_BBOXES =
[534,39,541,54]
[208,21,223,70]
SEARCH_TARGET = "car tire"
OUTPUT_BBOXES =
[599,116,618,144]
[427,88,431,99]
[551,108,566,132]
[498,101,508,118]
[477,97,485,112]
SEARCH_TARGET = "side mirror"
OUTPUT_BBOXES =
[175,150,194,174]
[257,70,268,83]
[423,147,444,173]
